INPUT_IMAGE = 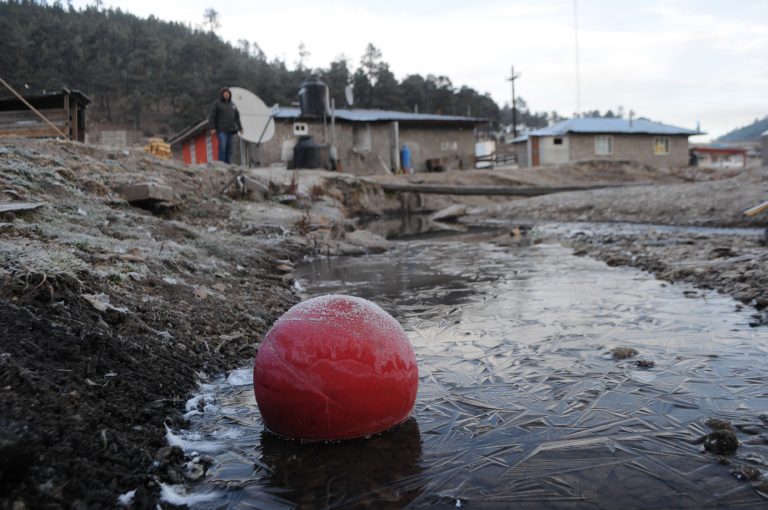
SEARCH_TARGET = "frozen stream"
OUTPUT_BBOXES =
[169,240,768,508]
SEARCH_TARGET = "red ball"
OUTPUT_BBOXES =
[253,294,418,441]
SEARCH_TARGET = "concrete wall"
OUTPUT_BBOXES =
[341,122,395,175]
[538,135,570,166]
[566,134,690,167]
[252,119,477,174]
[399,125,475,172]
[696,152,745,169]
[513,141,529,167]
[252,121,310,167]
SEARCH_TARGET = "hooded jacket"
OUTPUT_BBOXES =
[208,87,243,134]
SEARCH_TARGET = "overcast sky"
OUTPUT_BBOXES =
[72,0,768,140]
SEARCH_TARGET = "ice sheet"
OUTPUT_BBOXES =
[172,241,768,508]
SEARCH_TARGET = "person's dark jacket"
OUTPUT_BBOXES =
[208,88,242,134]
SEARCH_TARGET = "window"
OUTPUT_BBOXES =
[653,136,670,155]
[293,122,308,135]
[553,137,563,145]
[594,135,613,155]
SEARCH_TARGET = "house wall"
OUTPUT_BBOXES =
[181,131,219,164]
[567,134,690,167]
[340,122,394,175]
[695,151,745,169]
[399,125,475,172]
[252,119,477,174]
[512,141,528,167]
[254,120,394,174]
[538,135,570,165]
[253,121,306,167]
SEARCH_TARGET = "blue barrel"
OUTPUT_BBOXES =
[400,144,412,171]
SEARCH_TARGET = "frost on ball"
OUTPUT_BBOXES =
[253,294,419,441]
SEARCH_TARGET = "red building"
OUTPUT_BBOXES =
[168,119,220,164]
[690,145,747,168]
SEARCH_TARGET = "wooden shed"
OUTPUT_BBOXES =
[167,119,221,165]
[0,88,91,142]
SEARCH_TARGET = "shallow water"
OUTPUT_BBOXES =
[172,240,768,508]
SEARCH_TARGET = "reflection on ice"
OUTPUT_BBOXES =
[174,241,768,508]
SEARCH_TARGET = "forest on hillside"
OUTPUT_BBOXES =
[0,0,555,136]
[716,116,768,143]
[0,1,643,139]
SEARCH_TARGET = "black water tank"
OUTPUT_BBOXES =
[298,76,328,117]
[292,136,322,169]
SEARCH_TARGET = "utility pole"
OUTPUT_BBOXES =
[573,0,582,115]
[507,66,521,138]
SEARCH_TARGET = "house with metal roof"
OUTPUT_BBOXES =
[690,143,750,169]
[273,107,485,174]
[511,117,700,168]
[169,106,487,174]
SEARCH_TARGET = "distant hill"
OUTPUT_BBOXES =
[0,2,502,136]
[716,116,768,142]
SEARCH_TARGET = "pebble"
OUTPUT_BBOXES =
[700,429,739,455]
[611,347,639,360]
[705,418,735,432]
[731,464,762,481]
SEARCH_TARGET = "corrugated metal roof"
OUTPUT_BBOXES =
[168,119,208,147]
[529,117,700,136]
[168,106,486,146]
[274,107,486,124]
[0,88,92,108]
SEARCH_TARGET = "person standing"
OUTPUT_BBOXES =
[208,87,243,164]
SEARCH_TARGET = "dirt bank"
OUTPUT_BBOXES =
[0,138,389,509]
[473,165,768,228]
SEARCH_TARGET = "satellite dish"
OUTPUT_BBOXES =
[230,87,275,143]
[344,85,354,107]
